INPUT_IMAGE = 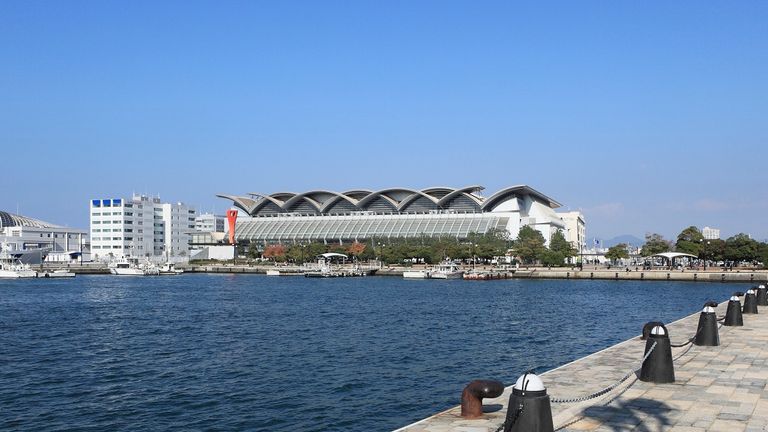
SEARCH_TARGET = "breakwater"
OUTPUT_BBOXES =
[182,263,768,283]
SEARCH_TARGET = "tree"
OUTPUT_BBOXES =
[675,226,704,256]
[723,233,759,264]
[700,239,725,262]
[641,233,671,257]
[605,243,630,263]
[549,230,577,258]
[512,226,546,264]
[263,244,286,262]
[346,242,366,260]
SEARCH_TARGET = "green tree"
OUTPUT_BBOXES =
[605,243,630,263]
[675,226,704,256]
[539,249,565,267]
[550,230,577,258]
[700,239,725,262]
[512,226,546,264]
[641,233,671,257]
[724,233,759,264]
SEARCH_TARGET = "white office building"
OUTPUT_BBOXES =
[89,195,197,261]
[702,226,720,240]
[558,211,586,253]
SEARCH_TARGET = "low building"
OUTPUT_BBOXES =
[89,195,197,261]
[0,211,89,263]
[195,213,226,233]
[218,185,570,246]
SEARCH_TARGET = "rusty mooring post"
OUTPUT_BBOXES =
[460,379,504,419]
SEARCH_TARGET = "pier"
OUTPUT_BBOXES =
[395,297,768,431]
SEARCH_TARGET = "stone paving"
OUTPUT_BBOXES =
[395,296,768,432]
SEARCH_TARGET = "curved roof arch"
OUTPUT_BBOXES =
[342,190,372,200]
[281,193,323,213]
[395,190,440,212]
[355,189,412,209]
[435,186,485,208]
[0,211,58,229]
[215,194,261,214]
[246,193,291,215]
[317,192,362,213]
[480,185,561,211]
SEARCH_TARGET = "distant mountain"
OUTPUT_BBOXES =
[597,235,644,248]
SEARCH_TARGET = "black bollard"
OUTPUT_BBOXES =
[639,323,675,383]
[743,289,758,314]
[757,284,767,306]
[724,294,744,326]
[503,373,553,432]
[694,304,720,346]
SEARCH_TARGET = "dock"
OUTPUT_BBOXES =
[395,296,768,431]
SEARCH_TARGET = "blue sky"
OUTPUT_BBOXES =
[2,1,766,241]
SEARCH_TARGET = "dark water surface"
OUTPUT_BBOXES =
[0,275,742,431]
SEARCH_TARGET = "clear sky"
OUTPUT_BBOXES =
[2,1,766,241]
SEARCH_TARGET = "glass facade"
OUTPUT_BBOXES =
[236,213,508,243]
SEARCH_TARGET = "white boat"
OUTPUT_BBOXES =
[428,262,464,279]
[403,269,430,279]
[39,269,76,278]
[0,259,38,278]
[266,269,281,276]
[109,258,160,276]
[158,262,184,275]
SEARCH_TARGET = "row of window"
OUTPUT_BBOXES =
[36,233,82,239]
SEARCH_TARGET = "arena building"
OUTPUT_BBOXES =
[217,185,571,245]
[0,211,89,263]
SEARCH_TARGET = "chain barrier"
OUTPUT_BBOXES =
[669,325,705,348]
[548,341,657,404]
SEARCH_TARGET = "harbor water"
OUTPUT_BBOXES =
[0,275,741,431]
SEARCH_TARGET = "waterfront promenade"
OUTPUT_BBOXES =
[395,298,768,432]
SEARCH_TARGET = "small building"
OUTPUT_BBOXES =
[558,211,586,253]
[195,213,226,233]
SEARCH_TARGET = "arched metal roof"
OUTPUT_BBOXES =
[0,211,59,229]
[219,185,561,217]
[480,185,561,211]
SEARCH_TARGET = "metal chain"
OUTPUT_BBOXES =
[670,324,705,348]
[549,341,657,404]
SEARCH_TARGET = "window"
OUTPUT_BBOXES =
[92,221,100,224]
[93,229,101,232]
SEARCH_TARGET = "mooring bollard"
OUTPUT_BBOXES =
[641,321,665,340]
[694,302,720,346]
[724,294,744,326]
[460,379,504,419]
[743,289,758,314]
[639,323,675,383]
[757,284,767,306]
[503,373,553,432]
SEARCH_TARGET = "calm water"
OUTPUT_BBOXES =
[0,275,742,431]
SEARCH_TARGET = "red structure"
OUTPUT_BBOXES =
[226,209,238,245]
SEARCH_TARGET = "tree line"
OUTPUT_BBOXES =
[240,226,578,266]
[605,226,768,266]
